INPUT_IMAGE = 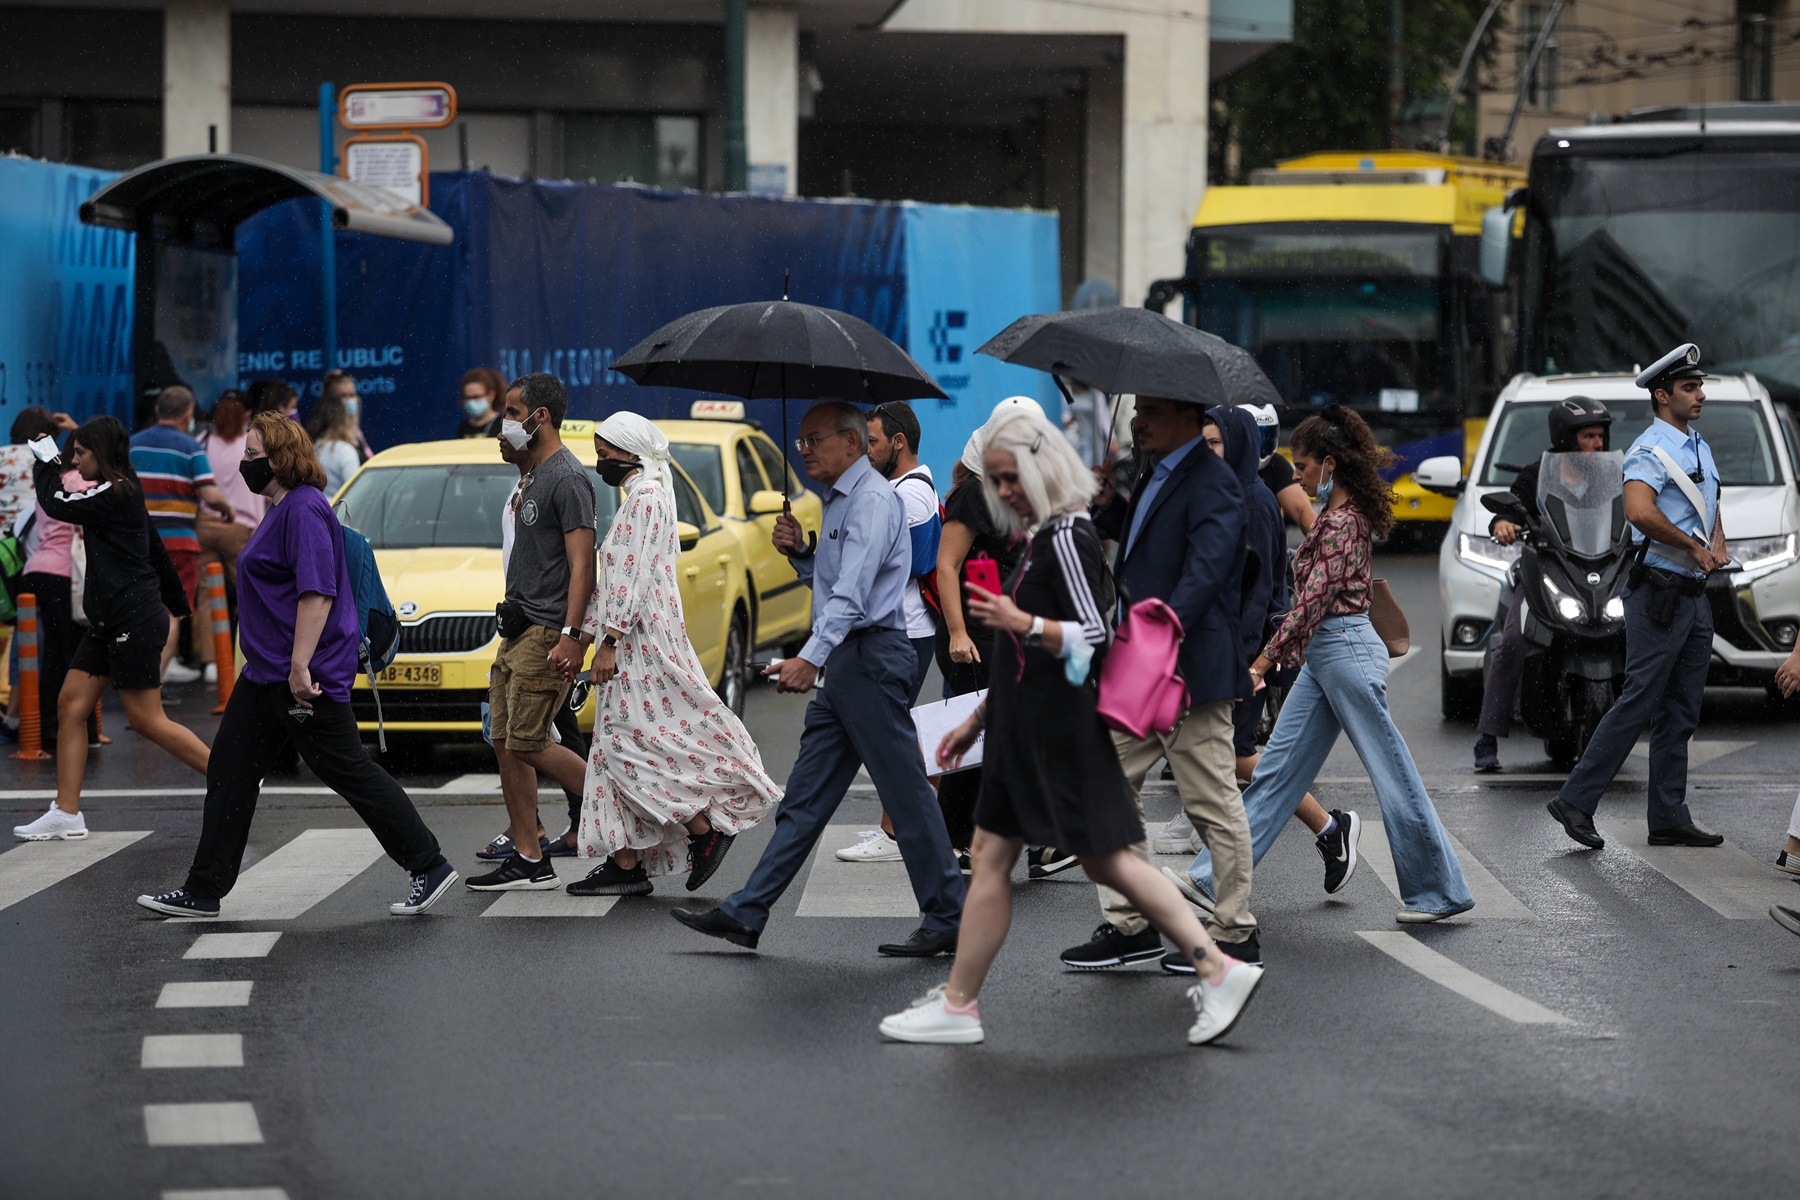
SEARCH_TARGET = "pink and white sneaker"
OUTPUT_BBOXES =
[1186,958,1264,1046]
[879,984,984,1044]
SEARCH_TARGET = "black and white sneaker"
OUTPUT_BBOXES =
[567,859,653,897]
[1315,809,1360,894]
[1028,846,1078,879]
[465,852,558,891]
[1774,849,1800,878]
[1059,922,1163,970]
[1162,931,1262,974]
[136,888,220,919]
[391,861,459,915]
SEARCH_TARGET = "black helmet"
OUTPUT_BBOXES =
[1547,395,1611,452]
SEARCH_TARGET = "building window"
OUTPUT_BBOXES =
[1738,1,1775,102]
[561,114,701,190]
[66,100,161,171]
[0,107,35,157]
[1520,4,1560,110]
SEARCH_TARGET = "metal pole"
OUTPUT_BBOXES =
[1491,0,1567,161]
[1433,0,1506,153]
[319,82,338,377]
[724,0,747,191]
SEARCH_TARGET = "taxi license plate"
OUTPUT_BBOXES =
[379,663,441,687]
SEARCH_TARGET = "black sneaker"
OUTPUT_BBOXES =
[1059,922,1163,970]
[1162,931,1262,974]
[1028,846,1079,879]
[955,848,972,876]
[567,859,653,897]
[136,888,220,919]
[685,828,736,892]
[1473,735,1500,773]
[477,831,551,862]
[1315,809,1361,894]
[391,861,459,914]
[466,852,558,891]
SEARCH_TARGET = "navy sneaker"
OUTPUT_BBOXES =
[391,860,459,915]
[1473,735,1500,773]
[477,831,550,861]
[136,888,221,919]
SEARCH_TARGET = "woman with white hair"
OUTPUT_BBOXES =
[565,412,782,897]
[880,410,1263,1047]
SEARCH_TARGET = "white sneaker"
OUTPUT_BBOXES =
[162,660,202,684]
[878,984,984,1044]
[1151,813,1199,854]
[1186,960,1264,1046]
[202,662,218,684]
[14,806,88,841]
[836,829,903,863]
[1161,866,1216,919]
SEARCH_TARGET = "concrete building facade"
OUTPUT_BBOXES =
[0,0,1293,307]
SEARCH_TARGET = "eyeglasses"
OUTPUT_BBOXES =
[794,430,847,453]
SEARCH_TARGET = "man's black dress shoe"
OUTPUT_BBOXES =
[1647,822,1725,847]
[877,927,957,957]
[1546,798,1604,849]
[670,905,760,949]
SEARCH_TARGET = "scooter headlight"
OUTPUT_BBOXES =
[1541,574,1585,622]
[1603,596,1625,621]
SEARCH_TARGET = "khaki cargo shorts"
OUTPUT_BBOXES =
[487,624,570,753]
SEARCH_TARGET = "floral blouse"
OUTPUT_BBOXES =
[1261,499,1372,668]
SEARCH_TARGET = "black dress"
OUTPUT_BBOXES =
[973,513,1142,856]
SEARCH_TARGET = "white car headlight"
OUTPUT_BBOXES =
[1727,533,1797,575]
[1457,533,1523,574]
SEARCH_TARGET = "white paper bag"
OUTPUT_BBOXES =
[912,689,987,777]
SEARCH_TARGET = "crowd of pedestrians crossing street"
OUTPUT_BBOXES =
[7,341,1800,1050]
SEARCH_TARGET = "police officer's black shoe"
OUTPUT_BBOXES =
[1647,822,1725,847]
[1546,798,1604,849]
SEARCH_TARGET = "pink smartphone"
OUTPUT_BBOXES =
[963,559,1001,595]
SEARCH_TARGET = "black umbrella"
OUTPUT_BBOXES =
[614,285,945,541]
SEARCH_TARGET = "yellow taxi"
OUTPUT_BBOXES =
[660,402,823,655]
[337,420,754,743]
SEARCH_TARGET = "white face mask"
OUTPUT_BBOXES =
[500,413,539,451]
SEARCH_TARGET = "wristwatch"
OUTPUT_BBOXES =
[1023,615,1045,648]
[600,632,618,648]
[561,625,582,641]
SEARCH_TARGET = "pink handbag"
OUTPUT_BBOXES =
[1096,597,1189,739]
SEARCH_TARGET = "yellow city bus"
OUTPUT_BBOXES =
[1155,150,1525,529]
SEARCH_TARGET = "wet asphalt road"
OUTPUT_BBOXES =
[3,549,1797,1200]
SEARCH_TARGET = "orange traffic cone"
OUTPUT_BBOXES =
[205,562,236,715]
[10,593,52,761]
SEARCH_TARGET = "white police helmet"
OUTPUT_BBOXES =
[1240,403,1280,466]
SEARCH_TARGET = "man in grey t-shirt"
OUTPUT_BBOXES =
[468,373,598,893]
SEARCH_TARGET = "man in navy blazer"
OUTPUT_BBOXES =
[1061,395,1260,971]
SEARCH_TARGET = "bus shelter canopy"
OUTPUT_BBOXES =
[79,154,453,250]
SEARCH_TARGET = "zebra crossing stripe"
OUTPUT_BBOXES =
[795,825,921,917]
[1595,821,1795,919]
[1356,819,1535,919]
[220,829,385,920]
[481,892,619,917]
[143,1102,263,1146]
[1357,932,1572,1025]
[0,832,152,914]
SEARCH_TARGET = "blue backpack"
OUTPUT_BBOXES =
[338,519,400,747]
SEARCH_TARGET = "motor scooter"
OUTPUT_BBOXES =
[1480,451,1633,767]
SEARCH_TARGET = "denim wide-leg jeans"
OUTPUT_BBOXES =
[1188,615,1474,917]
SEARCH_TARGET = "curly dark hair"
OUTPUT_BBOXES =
[1290,405,1396,540]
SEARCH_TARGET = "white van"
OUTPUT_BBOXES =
[1419,372,1800,717]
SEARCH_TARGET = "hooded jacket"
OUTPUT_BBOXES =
[1210,406,1288,663]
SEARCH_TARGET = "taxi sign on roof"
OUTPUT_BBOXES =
[691,400,747,420]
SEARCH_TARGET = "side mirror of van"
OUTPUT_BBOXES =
[1479,187,1525,289]
[1415,455,1465,497]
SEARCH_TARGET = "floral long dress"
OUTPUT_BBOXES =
[576,476,782,876]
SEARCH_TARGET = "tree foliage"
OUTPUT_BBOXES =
[1210,0,1504,181]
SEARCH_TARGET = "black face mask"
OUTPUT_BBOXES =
[595,458,638,487]
[239,457,276,496]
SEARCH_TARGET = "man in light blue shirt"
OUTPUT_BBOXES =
[1549,343,1731,851]
[673,401,965,955]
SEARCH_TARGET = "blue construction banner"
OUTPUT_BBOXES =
[902,203,1062,486]
[0,158,134,428]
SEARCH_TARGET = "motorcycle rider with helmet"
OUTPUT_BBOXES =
[1473,396,1612,772]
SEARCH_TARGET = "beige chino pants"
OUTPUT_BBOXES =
[1098,699,1257,946]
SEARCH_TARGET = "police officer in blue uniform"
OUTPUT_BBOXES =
[1546,344,1730,850]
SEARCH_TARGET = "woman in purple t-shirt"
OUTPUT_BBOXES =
[137,413,454,919]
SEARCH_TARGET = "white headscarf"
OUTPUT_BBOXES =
[960,395,1046,476]
[597,411,674,493]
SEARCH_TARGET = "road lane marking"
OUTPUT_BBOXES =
[221,828,385,920]
[143,1102,264,1146]
[795,825,919,917]
[481,892,619,917]
[163,1190,290,1200]
[184,932,281,959]
[1626,739,1754,769]
[1594,821,1795,918]
[1357,819,1535,918]
[141,1034,244,1069]
[157,981,253,1008]
[1356,932,1571,1025]
[0,831,152,913]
